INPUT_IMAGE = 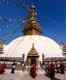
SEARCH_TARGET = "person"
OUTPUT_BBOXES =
[30,64,37,78]
[0,62,6,74]
[45,63,49,76]
[56,63,60,73]
[60,62,64,74]
[11,62,16,74]
[48,63,55,80]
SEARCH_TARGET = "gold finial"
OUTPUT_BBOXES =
[23,5,42,35]
[28,5,37,23]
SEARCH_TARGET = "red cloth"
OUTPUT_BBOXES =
[0,64,6,74]
[30,64,37,78]
[48,64,55,72]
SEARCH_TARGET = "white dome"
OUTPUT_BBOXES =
[3,35,63,60]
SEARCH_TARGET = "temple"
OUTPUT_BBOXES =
[0,5,64,66]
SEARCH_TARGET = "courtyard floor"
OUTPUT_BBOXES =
[0,69,66,80]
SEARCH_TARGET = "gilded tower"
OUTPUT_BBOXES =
[23,5,42,35]
[22,5,42,65]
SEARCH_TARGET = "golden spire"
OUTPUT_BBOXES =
[23,5,42,35]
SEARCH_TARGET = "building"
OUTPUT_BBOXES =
[0,41,4,54]
[0,5,63,65]
[62,44,66,56]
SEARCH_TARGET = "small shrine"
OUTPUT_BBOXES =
[27,43,39,65]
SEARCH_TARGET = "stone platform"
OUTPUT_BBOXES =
[0,69,66,80]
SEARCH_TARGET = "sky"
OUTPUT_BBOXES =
[0,0,66,45]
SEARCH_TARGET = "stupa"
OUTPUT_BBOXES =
[2,5,63,64]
